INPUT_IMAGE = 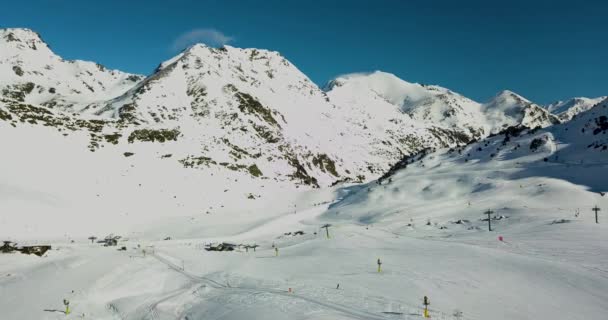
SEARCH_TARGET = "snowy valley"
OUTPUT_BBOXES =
[1,28,607,320]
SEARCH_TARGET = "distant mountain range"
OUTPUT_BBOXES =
[1,28,606,190]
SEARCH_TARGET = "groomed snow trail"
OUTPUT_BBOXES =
[150,251,406,320]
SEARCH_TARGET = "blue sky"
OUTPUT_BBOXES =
[1,0,606,103]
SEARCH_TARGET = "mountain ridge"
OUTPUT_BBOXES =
[0,28,603,193]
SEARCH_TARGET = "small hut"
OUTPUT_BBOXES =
[1,241,17,253]
[99,234,121,246]
[205,242,237,251]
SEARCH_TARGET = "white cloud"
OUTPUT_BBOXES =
[171,28,233,51]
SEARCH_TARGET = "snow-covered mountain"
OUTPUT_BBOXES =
[326,71,487,138]
[0,28,143,113]
[481,90,560,131]
[325,71,560,139]
[546,96,607,121]
[1,32,502,193]
[0,29,604,218]
[85,43,361,187]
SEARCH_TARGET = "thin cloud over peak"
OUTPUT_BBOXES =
[171,28,233,51]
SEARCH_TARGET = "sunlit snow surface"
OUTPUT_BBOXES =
[2,102,607,320]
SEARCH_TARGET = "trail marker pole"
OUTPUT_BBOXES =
[423,296,430,318]
[485,210,494,231]
[63,299,70,315]
[592,206,601,224]
[321,224,332,239]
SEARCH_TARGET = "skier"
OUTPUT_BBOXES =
[336,283,340,290]
[377,258,382,273]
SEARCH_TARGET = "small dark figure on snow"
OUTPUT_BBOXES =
[63,299,70,315]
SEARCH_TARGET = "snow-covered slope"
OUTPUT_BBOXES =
[0,28,143,113]
[326,97,608,226]
[2,100,606,320]
[546,96,607,121]
[309,99,608,320]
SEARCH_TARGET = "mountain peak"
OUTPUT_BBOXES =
[0,28,48,49]
[546,96,608,121]
[156,43,286,73]
[493,89,529,102]
[486,90,533,111]
[326,71,410,89]
[482,89,559,131]
[324,71,422,97]
[182,43,209,52]
[0,28,143,112]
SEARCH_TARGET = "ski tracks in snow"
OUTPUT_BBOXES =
[149,251,401,320]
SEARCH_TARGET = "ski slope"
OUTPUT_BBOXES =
[2,164,607,320]
[2,104,608,320]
